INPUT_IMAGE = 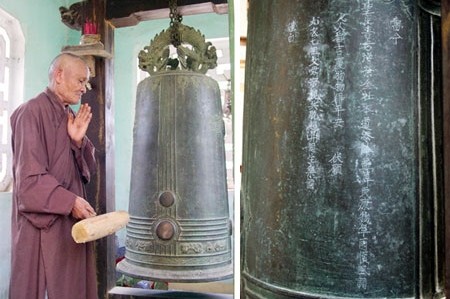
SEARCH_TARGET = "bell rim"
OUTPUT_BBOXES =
[116,258,233,283]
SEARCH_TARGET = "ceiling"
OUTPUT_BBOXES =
[107,0,228,28]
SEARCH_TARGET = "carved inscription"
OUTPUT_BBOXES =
[329,13,348,178]
[389,17,403,45]
[305,17,324,191]
[356,0,375,290]
[301,1,410,291]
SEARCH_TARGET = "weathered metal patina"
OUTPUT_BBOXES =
[138,23,217,74]
[241,0,442,298]
[117,21,232,282]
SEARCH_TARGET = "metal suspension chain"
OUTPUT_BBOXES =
[169,0,183,47]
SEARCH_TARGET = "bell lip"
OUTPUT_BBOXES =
[116,259,233,283]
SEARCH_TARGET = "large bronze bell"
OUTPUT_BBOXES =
[241,1,431,298]
[117,23,232,282]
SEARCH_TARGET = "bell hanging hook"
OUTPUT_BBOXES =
[169,0,183,47]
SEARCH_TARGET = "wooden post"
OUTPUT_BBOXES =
[82,0,116,298]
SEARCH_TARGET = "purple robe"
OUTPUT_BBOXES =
[9,88,98,299]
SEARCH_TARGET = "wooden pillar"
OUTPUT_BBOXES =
[442,0,450,297]
[81,0,116,298]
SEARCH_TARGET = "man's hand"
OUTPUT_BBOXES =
[71,196,97,219]
[68,103,92,148]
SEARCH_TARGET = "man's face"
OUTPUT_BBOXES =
[55,60,90,106]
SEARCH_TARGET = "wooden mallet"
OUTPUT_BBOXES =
[71,210,130,243]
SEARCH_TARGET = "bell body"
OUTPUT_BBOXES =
[241,1,427,298]
[117,70,232,282]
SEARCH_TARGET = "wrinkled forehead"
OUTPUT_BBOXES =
[64,58,90,78]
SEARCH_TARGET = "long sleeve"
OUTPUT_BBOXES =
[72,136,96,184]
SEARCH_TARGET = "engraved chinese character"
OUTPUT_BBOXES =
[390,17,403,45]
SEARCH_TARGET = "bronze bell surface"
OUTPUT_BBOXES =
[241,1,438,298]
[116,23,233,283]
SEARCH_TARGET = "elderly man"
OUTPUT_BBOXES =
[9,53,98,299]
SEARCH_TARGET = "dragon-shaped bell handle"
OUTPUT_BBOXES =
[138,0,218,75]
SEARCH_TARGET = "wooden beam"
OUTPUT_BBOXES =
[107,0,228,28]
